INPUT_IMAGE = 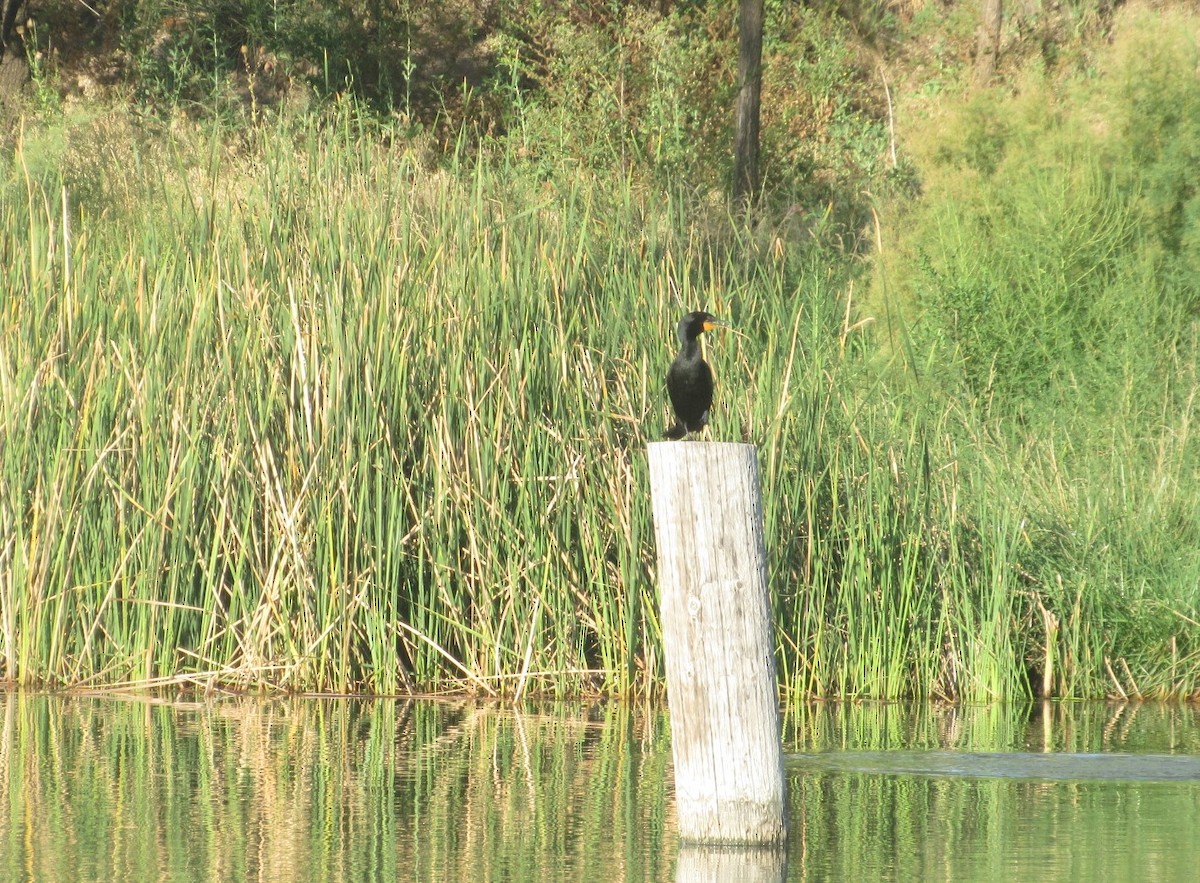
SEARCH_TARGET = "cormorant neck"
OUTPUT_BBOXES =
[676,336,701,359]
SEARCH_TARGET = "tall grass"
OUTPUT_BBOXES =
[1,87,1197,699]
[872,5,1200,700]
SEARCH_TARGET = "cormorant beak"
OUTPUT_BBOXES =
[703,319,723,333]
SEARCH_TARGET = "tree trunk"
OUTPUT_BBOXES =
[733,0,764,207]
[974,0,1003,86]
[1,0,25,58]
[0,0,28,122]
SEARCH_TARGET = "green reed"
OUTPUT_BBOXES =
[0,102,1196,699]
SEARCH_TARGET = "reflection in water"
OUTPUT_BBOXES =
[0,694,675,882]
[1,696,1198,881]
[675,844,787,883]
[782,699,1200,756]
[783,701,1200,882]
[792,750,1200,780]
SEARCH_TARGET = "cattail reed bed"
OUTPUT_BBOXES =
[2,105,1197,700]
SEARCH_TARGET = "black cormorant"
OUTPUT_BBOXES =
[664,310,721,440]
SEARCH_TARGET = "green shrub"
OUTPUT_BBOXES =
[890,10,1200,420]
[875,6,1200,699]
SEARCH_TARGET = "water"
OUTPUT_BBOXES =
[784,702,1200,881]
[1,694,1197,881]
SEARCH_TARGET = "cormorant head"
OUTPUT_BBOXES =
[676,310,722,344]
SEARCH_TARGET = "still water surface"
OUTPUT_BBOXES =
[1,694,1197,881]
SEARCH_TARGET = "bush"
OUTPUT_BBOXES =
[889,10,1200,420]
[875,6,1200,698]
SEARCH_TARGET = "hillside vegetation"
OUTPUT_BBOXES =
[1,1,1198,699]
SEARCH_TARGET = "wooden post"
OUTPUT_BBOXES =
[647,441,786,845]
